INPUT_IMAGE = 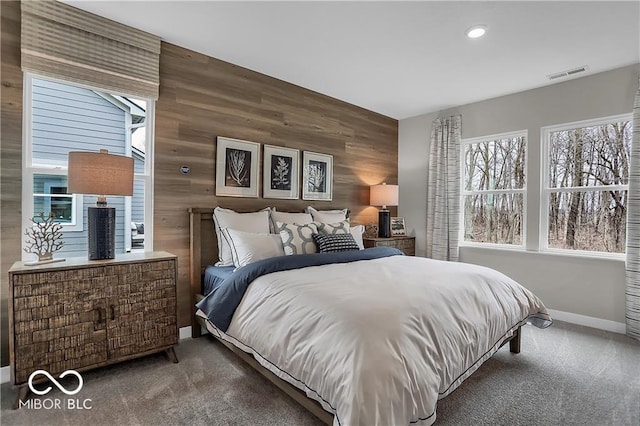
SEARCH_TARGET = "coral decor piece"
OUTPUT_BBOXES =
[24,212,64,263]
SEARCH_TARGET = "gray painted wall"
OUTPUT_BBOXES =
[398,64,638,324]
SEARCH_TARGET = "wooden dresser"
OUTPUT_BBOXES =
[363,236,416,256]
[8,251,178,407]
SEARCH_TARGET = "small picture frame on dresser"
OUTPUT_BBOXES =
[390,217,406,236]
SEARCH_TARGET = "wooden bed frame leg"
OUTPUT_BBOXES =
[509,327,521,354]
[192,321,202,338]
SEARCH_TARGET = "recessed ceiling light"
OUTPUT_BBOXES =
[466,25,487,39]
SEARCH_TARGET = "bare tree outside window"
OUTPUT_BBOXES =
[546,120,631,253]
[462,134,526,245]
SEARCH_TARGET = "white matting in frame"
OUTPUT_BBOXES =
[302,151,333,201]
[263,145,299,199]
[215,136,260,197]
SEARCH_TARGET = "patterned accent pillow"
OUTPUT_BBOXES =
[316,220,350,235]
[277,222,319,255]
[312,233,360,253]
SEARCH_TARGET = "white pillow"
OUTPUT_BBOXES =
[277,222,319,255]
[269,210,313,232]
[350,225,365,250]
[221,228,284,268]
[307,206,349,223]
[213,207,271,266]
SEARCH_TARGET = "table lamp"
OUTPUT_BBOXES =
[68,149,134,260]
[370,183,398,238]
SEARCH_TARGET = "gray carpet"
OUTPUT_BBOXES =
[1,321,638,425]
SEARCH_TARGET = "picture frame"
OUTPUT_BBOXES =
[263,145,299,199]
[215,136,260,198]
[302,151,333,201]
[391,217,406,236]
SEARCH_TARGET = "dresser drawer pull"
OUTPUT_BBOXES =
[94,307,105,330]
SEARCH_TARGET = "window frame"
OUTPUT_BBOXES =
[459,129,528,250]
[22,73,155,260]
[539,113,632,259]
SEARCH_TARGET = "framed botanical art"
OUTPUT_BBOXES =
[302,151,333,201]
[391,217,407,236]
[263,145,299,199]
[215,137,260,197]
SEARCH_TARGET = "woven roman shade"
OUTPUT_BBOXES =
[21,0,160,99]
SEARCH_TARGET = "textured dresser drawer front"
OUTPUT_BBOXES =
[9,253,178,387]
[107,258,178,359]
[11,267,109,384]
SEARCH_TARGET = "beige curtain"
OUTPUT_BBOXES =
[626,79,640,341]
[21,0,160,99]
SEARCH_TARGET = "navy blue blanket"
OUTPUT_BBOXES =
[196,247,403,331]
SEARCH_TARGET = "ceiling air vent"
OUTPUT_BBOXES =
[547,65,589,80]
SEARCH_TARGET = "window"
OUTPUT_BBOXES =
[461,131,527,247]
[23,74,154,259]
[33,174,82,230]
[542,114,632,255]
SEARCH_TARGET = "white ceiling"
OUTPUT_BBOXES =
[66,1,640,119]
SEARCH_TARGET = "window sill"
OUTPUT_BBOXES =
[459,242,525,252]
[460,244,625,263]
[538,248,625,262]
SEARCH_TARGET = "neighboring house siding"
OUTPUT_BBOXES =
[31,78,127,258]
[132,150,145,224]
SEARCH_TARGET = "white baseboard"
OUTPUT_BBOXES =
[1,365,9,384]
[548,309,626,334]
[179,326,192,340]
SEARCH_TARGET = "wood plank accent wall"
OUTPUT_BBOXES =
[1,0,24,367]
[0,0,397,366]
[155,43,398,329]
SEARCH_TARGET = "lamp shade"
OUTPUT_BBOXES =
[370,184,398,207]
[68,150,134,196]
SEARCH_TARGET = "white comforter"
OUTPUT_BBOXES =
[202,255,550,426]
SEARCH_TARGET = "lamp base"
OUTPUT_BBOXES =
[378,209,391,238]
[88,205,116,260]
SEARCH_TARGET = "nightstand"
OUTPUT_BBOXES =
[363,236,415,256]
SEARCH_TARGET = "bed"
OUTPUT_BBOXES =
[188,207,551,426]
